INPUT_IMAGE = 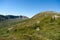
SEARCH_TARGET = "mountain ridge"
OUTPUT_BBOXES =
[0,15,28,21]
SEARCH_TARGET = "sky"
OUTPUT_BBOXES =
[0,0,60,18]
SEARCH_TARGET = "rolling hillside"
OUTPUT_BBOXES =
[0,11,60,40]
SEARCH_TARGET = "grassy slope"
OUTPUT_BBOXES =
[0,11,60,40]
[0,18,29,36]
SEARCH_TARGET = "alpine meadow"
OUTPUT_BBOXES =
[0,0,60,40]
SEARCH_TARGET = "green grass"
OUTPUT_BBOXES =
[0,11,60,40]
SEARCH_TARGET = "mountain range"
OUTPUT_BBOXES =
[0,15,28,21]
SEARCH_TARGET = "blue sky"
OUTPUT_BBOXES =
[0,0,60,17]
